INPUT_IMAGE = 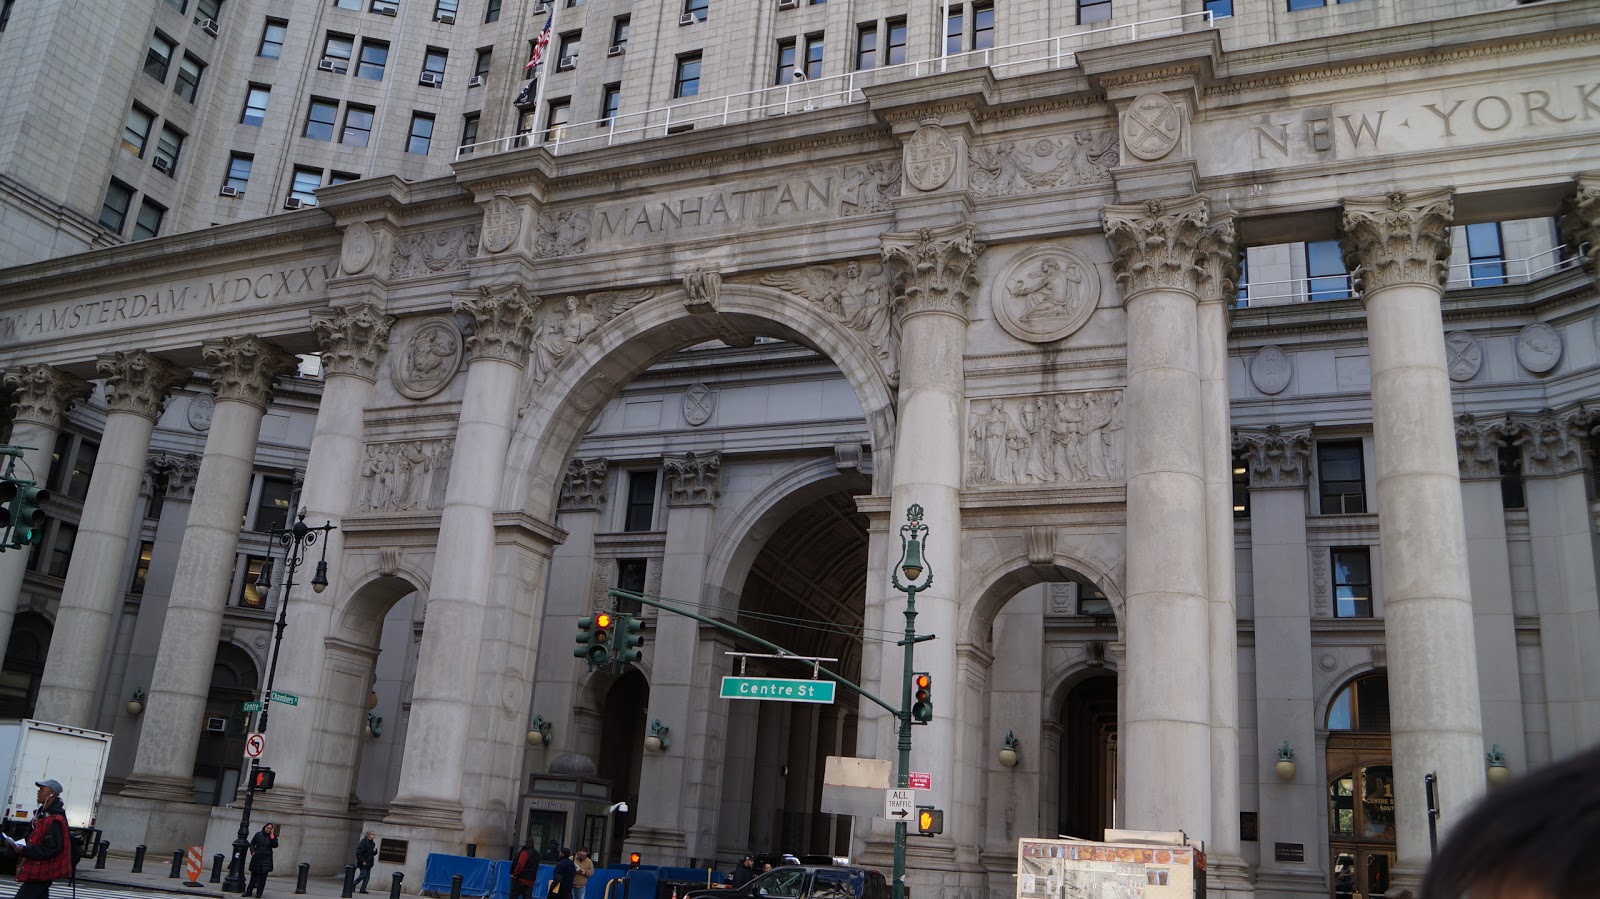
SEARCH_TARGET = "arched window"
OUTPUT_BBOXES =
[1326,673,1393,899]
[1326,673,1390,732]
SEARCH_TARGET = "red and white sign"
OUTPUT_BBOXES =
[244,733,266,759]
[908,772,932,790]
[185,846,203,882]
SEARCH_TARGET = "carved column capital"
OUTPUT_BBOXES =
[312,302,395,381]
[147,452,202,501]
[1232,424,1313,489]
[96,350,189,420]
[1101,195,1209,299]
[201,336,298,409]
[880,222,985,319]
[1339,188,1454,297]
[3,365,92,426]
[663,451,721,506]
[558,458,610,512]
[455,284,542,365]
[1196,213,1241,304]
[1560,172,1600,273]
[1454,413,1509,481]
[1510,408,1587,477]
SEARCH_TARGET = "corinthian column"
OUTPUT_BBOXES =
[0,366,92,659]
[1101,196,1213,841]
[125,336,297,800]
[1340,189,1483,880]
[387,285,538,829]
[35,353,187,727]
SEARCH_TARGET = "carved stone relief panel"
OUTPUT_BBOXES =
[558,458,610,511]
[358,438,454,513]
[536,208,591,257]
[966,390,1123,488]
[1444,330,1482,381]
[390,225,480,279]
[1250,345,1292,395]
[393,317,463,400]
[761,262,898,371]
[481,195,522,254]
[1045,582,1080,617]
[1515,322,1562,373]
[992,245,1101,344]
[968,131,1118,198]
[515,289,654,416]
[1309,547,1331,618]
[341,221,376,274]
[1121,92,1182,161]
[840,160,901,215]
[905,124,956,191]
[682,383,715,426]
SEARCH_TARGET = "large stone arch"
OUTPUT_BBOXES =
[501,283,897,520]
[959,533,1127,649]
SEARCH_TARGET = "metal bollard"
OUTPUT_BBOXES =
[169,848,184,878]
[211,853,224,883]
[295,861,311,894]
[388,871,404,899]
[132,844,147,873]
[342,863,356,897]
[450,872,464,899]
[95,840,109,870]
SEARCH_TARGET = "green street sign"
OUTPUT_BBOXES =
[242,701,265,712]
[720,676,835,704]
[269,691,299,706]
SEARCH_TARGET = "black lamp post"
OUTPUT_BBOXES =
[888,503,932,899]
[221,509,334,893]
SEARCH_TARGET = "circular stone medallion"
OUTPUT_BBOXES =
[992,246,1102,344]
[1250,345,1292,395]
[481,195,521,254]
[1122,92,1181,162]
[682,382,715,426]
[1444,330,1482,382]
[187,393,215,431]
[904,124,956,192]
[393,317,464,399]
[340,222,375,275]
[1515,322,1562,374]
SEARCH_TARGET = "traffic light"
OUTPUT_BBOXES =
[916,807,943,835]
[6,483,48,548]
[627,852,641,869]
[574,616,594,660]
[252,767,276,792]
[586,611,613,668]
[616,614,645,667]
[911,672,932,723]
[0,478,15,544]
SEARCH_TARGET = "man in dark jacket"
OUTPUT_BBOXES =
[510,839,541,899]
[729,856,758,889]
[551,847,578,899]
[244,822,278,897]
[5,779,72,898]
[353,831,377,894]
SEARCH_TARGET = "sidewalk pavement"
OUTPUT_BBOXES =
[77,862,407,898]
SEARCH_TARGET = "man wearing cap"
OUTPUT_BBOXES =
[730,856,757,889]
[4,779,72,897]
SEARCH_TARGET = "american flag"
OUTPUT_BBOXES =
[525,12,553,71]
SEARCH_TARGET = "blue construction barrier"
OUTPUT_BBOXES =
[423,854,526,898]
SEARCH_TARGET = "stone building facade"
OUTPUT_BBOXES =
[2,1,1599,898]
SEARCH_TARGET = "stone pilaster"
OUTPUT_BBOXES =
[35,352,187,728]
[311,301,394,381]
[557,458,609,512]
[125,337,295,802]
[1340,188,1483,883]
[1559,172,1600,273]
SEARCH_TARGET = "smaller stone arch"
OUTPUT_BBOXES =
[1044,655,1121,720]
[336,568,430,645]
[960,537,1126,650]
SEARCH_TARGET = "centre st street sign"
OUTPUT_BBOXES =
[720,676,836,704]
[242,701,265,712]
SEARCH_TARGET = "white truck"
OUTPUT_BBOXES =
[0,720,113,865]
[1017,831,1207,899]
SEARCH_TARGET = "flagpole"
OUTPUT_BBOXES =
[527,8,555,149]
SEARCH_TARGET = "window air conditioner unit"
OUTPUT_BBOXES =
[318,58,339,72]
[219,185,241,197]
[205,717,228,733]
[435,12,455,23]
[533,1,549,11]
[557,55,576,70]
[679,12,697,25]
[468,74,486,87]
[419,71,442,86]
[607,44,624,57]
[777,0,799,9]
[152,157,172,174]
[284,197,305,209]
[379,6,398,15]
[199,17,220,36]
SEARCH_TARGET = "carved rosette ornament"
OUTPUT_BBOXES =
[201,336,298,409]
[1101,196,1209,298]
[3,365,91,426]
[1510,409,1587,477]
[1338,189,1454,297]
[1196,214,1241,304]
[1559,172,1600,272]
[96,350,190,420]
[312,302,395,381]
[1233,424,1313,489]
[663,451,721,506]
[147,453,202,501]
[558,458,610,512]
[1454,413,1508,481]
[880,224,985,319]
[455,285,542,365]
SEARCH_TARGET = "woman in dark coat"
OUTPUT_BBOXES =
[244,823,278,898]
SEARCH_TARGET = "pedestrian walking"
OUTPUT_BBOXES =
[4,779,72,898]
[353,831,377,894]
[243,822,278,898]
[510,838,540,899]
[551,847,577,899]
[573,849,594,899]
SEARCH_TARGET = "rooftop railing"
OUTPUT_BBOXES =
[1234,245,1585,308]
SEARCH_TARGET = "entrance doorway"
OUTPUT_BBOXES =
[1059,672,1117,840]
[1326,673,1393,899]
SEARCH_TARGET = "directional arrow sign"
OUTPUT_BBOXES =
[269,690,299,706]
[884,788,916,820]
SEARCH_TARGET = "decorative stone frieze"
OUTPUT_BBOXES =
[840,160,900,215]
[393,317,464,399]
[515,289,653,413]
[312,302,395,382]
[1510,409,1586,477]
[663,451,721,506]
[96,350,189,420]
[558,458,610,512]
[968,131,1118,198]
[992,246,1101,344]
[455,285,542,365]
[681,265,724,315]
[1454,413,1508,481]
[1101,196,1208,298]
[536,208,591,257]
[1196,213,1240,303]
[147,453,202,501]
[880,223,985,319]
[1233,424,1312,489]
[201,336,298,409]
[1559,172,1600,272]
[390,225,480,279]
[762,262,898,366]
[966,391,1123,488]
[3,364,91,425]
[358,438,454,512]
[1339,189,1454,296]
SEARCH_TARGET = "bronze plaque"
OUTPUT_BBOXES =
[379,839,408,864]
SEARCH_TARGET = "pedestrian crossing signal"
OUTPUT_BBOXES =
[628,852,641,869]
[252,767,276,792]
[916,807,943,835]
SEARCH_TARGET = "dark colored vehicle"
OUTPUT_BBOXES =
[686,866,888,899]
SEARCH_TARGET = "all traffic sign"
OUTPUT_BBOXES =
[884,788,916,821]
[244,733,266,758]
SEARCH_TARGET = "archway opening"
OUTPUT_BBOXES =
[1327,672,1392,899]
[193,642,259,806]
[598,668,648,865]
[1059,673,1117,840]
[0,612,53,718]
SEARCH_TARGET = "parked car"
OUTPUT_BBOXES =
[686,865,888,899]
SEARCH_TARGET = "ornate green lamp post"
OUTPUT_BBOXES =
[888,504,933,899]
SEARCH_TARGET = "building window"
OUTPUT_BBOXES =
[100,180,134,233]
[1318,440,1366,514]
[153,125,184,176]
[241,85,270,125]
[304,98,338,140]
[683,0,708,23]
[146,33,176,82]
[193,0,222,25]
[855,24,876,70]
[615,559,646,614]
[49,435,99,501]
[1327,674,1389,732]
[122,106,155,157]
[1077,583,1112,617]
[322,33,354,73]
[557,31,580,68]
[944,7,962,54]
[238,555,270,608]
[1306,240,1352,301]
[484,0,500,22]
[775,38,796,85]
[544,98,570,141]
[423,47,449,83]
[802,33,824,79]
[335,0,361,8]
[674,52,701,98]
[567,0,586,6]
[600,83,621,124]
[224,153,253,192]
[1204,0,1234,17]
[259,18,286,58]
[1288,0,1322,9]
[1236,252,1250,306]
[459,112,480,150]
[329,170,359,185]
[1079,0,1112,24]
[435,0,459,19]
[290,166,321,205]
[1465,222,1507,287]
[175,54,204,102]
[473,48,493,81]
[130,542,155,595]
[886,18,907,64]
[166,0,188,11]
[1331,548,1373,618]
[611,16,630,51]
[973,2,994,50]
[356,38,389,80]
[252,476,294,532]
[371,0,400,13]
[407,113,435,154]
[46,523,77,579]
[1499,443,1524,510]
[1233,456,1250,518]
[623,470,658,532]
[341,104,375,146]
[133,199,166,240]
